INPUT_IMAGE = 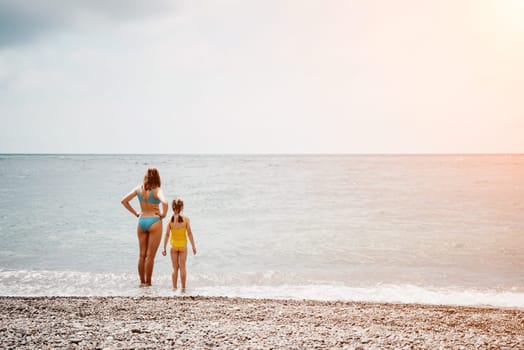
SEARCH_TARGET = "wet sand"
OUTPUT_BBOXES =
[1,296,523,349]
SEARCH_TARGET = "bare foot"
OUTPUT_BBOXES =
[181,288,186,294]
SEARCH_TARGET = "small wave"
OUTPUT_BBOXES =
[194,285,524,309]
[0,270,523,309]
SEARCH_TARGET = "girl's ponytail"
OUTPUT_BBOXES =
[171,198,185,223]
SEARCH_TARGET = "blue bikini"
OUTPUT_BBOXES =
[137,190,162,231]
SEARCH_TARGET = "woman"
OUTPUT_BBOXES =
[121,167,168,286]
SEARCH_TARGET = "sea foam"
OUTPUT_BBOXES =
[1,270,522,309]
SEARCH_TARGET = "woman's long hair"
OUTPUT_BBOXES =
[171,198,184,223]
[143,167,161,191]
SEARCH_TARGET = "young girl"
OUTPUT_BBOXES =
[162,198,196,291]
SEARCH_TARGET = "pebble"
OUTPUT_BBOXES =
[0,296,522,349]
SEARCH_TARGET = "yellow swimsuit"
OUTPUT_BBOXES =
[170,222,187,249]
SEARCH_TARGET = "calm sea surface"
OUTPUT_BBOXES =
[0,154,523,307]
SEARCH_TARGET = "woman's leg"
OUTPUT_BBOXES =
[144,220,162,285]
[137,226,149,285]
[179,246,188,290]
[170,248,180,289]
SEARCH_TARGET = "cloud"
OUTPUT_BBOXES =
[0,0,175,47]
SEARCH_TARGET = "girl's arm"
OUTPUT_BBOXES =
[157,188,169,219]
[186,217,197,255]
[121,186,140,217]
[162,221,171,256]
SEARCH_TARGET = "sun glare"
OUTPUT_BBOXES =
[496,0,524,34]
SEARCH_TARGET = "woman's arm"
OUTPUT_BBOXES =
[157,188,169,219]
[162,222,170,256]
[186,218,197,255]
[121,187,139,217]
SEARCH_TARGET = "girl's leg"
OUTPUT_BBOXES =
[144,220,162,285]
[137,226,149,285]
[170,248,180,289]
[179,246,188,290]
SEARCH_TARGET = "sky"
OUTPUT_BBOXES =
[0,0,523,154]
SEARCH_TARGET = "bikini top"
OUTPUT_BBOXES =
[137,188,161,204]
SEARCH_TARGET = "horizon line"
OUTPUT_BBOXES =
[1,152,523,156]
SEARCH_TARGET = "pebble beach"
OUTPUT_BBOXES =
[1,296,523,349]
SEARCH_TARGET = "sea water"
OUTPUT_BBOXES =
[0,154,523,308]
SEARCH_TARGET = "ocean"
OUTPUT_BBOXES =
[0,154,523,308]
